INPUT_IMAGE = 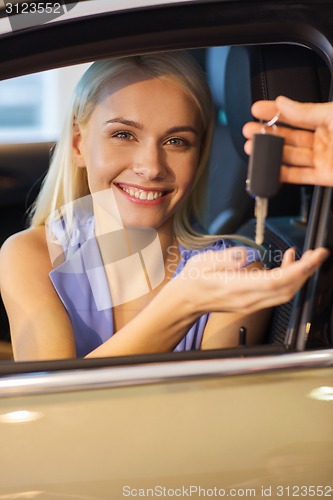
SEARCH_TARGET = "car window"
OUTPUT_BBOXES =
[0,44,332,363]
[0,63,91,143]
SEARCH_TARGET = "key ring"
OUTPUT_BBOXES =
[260,112,280,134]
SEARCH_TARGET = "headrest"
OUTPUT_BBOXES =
[206,46,231,110]
[207,43,331,161]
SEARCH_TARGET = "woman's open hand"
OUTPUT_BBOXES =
[177,246,329,315]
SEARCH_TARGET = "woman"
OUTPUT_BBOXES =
[0,54,328,361]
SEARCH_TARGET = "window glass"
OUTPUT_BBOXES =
[0,63,91,143]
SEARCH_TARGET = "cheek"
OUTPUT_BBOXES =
[84,146,126,184]
[177,153,200,189]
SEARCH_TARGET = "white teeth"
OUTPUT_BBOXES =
[120,185,164,200]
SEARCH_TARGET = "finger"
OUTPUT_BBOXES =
[244,138,254,156]
[291,247,329,275]
[243,138,252,156]
[251,100,279,122]
[281,247,296,267]
[276,96,333,132]
[217,248,329,314]
[240,248,328,309]
[280,165,323,185]
[241,152,316,187]
[283,144,314,168]
[244,141,314,171]
[243,121,314,148]
[218,254,328,314]
[281,247,329,275]
[242,121,263,139]
[249,97,333,136]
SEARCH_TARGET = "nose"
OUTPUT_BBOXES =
[132,141,167,180]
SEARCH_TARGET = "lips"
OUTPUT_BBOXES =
[114,182,171,203]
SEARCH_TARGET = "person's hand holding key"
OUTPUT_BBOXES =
[246,113,284,244]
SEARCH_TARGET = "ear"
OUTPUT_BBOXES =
[72,123,86,168]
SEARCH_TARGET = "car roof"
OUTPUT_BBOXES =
[1,0,333,39]
[0,0,197,36]
[1,0,333,84]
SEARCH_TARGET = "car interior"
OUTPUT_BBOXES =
[0,40,333,363]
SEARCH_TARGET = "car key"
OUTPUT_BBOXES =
[246,115,284,244]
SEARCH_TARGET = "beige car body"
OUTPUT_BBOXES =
[0,351,333,498]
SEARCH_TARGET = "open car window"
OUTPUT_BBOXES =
[0,43,332,369]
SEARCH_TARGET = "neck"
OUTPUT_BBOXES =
[94,207,180,286]
[154,218,177,258]
[155,218,181,281]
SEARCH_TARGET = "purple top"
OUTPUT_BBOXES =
[49,212,259,357]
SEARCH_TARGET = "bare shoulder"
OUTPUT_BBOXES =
[1,225,48,252]
[0,226,50,271]
[0,225,76,361]
[0,226,53,294]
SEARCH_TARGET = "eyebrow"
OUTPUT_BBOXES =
[104,118,200,136]
[104,118,143,130]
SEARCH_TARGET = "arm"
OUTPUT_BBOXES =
[1,232,328,361]
[243,96,333,187]
[0,228,77,360]
[201,261,271,350]
[201,309,271,350]
[90,246,328,356]
[0,228,201,360]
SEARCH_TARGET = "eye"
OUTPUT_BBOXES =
[165,137,190,147]
[111,131,135,141]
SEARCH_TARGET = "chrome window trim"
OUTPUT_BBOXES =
[0,349,333,398]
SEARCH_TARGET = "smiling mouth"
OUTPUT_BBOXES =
[115,183,170,201]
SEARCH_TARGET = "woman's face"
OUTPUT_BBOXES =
[73,73,203,230]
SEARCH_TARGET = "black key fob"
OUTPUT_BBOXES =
[246,133,284,198]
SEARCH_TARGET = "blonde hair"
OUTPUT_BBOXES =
[30,52,252,249]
